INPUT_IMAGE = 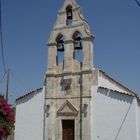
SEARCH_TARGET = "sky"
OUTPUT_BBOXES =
[0,0,140,104]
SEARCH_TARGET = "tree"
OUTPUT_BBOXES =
[0,96,15,139]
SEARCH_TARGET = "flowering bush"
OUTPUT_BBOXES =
[0,97,15,139]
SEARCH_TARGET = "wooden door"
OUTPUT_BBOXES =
[62,120,74,140]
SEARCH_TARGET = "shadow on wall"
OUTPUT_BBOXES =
[138,100,140,106]
[97,88,133,104]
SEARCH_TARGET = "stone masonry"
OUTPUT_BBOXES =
[45,0,95,140]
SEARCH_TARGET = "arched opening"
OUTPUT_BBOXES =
[56,34,64,51]
[66,5,73,26]
[73,31,82,62]
[73,31,82,49]
[56,34,64,65]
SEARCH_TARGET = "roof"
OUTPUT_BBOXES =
[15,88,43,102]
[99,86,135,97]
[97,68,140,100]
[99,69,136,94]
[15,69,140,102]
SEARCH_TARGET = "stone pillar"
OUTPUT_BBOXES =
[47,43,57,74]
[64,40,74,73]
[82,38,93,71]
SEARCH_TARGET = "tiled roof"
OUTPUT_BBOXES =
[15,88,43,102]
[99,86,135,97]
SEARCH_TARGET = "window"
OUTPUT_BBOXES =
[74,49,82,63]
[56,34,64,64]
[73,31,82,62]
[66,5,73,26]
[56,34,64,51]
[61,79,72,91]
[73,31,82,50]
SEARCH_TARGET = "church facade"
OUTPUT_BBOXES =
[14,0,140,140]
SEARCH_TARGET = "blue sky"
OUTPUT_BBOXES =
[0,0,140,104]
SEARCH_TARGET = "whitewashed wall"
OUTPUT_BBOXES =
[91,86,137,140]
[98,71,133,94]
[14,87,45,140]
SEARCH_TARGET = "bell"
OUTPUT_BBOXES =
[67,14,72,19]
[74,40,82,49]
[57,43,64,51]
[67,11,72,19]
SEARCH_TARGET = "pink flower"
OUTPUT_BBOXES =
[0,97,15,139]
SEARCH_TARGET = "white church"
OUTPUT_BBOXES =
[14,0,140,140]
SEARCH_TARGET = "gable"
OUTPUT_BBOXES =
[57,100,78,116]
[98,69,135,96]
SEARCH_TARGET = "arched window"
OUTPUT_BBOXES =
[66,5,73,26]
[73,31,82,62]
[73,31,82,50]
[56,34,64,51]
[56,34,64,65]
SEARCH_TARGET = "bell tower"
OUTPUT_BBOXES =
[47,0,94,74]
[45,0,94,140]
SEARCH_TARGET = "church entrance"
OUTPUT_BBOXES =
[62,120,74,140]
